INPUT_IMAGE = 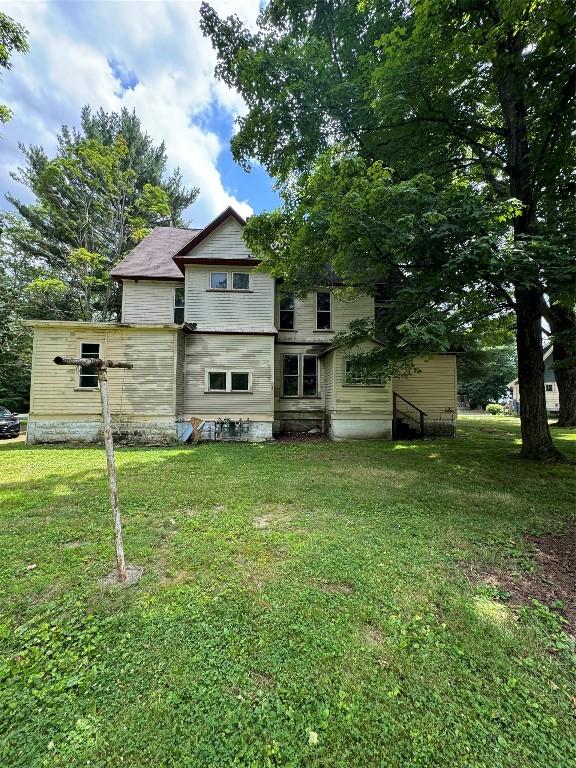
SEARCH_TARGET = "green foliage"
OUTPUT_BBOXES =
[486,402,504,415]
[0,11,28,124]
[0,417,575,766]
[6,108,198,321]
[458,345,517,409]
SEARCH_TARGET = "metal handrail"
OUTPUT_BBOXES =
[393,392,426,439]
[393,391,427,416]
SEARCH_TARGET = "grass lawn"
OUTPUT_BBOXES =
[0,415,575,767]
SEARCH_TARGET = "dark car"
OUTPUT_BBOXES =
[0,407,20,439]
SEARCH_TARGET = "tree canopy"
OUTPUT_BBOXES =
[0,11,28,125]
[5,107,198,321]
[202,0,576,458]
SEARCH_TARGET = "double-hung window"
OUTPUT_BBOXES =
[344,360,385,387]
[206,370,251,392]
[282,354,318,397]
[173,286,185,323]
[79,343,100,388]
[209,272,250,291]
[316,292,331,330]
[279,294,295,330]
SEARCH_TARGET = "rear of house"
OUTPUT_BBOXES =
[26,207,457,444]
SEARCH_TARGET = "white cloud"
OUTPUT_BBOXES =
[0,0,262,223]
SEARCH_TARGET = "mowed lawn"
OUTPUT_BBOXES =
[0,416,575,768]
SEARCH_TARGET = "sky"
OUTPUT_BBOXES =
[0,0,281,227]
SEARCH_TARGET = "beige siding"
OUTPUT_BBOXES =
[175,331,185,415]
[186,217,252,260]
[274,343,326,413]
[121,280,182,324]
[29,326,178,419]
[276,290,374,343]
[392,355,457,420]
[324,353,335,412]
[185,265,275,329]
[184,333,274,419]
[330,345,393,416]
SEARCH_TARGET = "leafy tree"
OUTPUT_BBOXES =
[6,109,198,320]
[201,0,575,460]
[458,345,517,410]
[0,11,28,125]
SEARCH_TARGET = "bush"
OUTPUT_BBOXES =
[485,402,504,415]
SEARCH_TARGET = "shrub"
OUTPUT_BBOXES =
[485,402,504,415]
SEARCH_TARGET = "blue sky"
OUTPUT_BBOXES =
[0,0,280,227]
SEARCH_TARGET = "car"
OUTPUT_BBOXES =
[0,407,20,439]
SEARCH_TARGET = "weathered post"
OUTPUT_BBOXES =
[54,355,133,583]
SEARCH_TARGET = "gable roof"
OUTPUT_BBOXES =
[172,206,247,262]
[110,227,201,281]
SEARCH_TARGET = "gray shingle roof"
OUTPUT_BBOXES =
[111,227,201,280]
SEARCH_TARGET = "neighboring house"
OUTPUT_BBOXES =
[508,346,560,414]
[25,207,458,444]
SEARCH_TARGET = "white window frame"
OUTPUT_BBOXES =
[344,359,386,387]
[205,369,252,393]
[545,383,553,392]
[315,291,332,331]
[282,353,319,398]
[77,341,100,390]
[208,271,251,291]
[173,285,185,323]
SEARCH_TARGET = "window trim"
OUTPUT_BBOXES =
[208,271,251,292]
[77,341,100,390]
[545,383,553,392]
[205,369,253,393]
[173,285,185,324]
[282,353,319,398]
[278,294,296,330]
[343,359,386,387]
[315,291,332,331]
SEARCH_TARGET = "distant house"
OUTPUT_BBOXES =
[25,207,458,444]
[508,346,559,414]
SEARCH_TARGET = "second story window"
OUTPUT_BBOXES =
[279,295,295,329]
[232,272,250,290]
[316,292,331,330]
[210,272,228,289]
[78,342,100,388]
[209,271,251,291]
[174,286,185,323]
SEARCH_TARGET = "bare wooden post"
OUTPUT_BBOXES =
[97,364,126,582]
[54,355,133,584]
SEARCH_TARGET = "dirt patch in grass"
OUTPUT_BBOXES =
[252,504,293,529]
[62,540,83,549]
[275,431,327,442]
[480,523,576,633]
[250,671,275,689]
[363,623,384,647]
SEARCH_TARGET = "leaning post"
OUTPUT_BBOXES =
[54,355,133,583]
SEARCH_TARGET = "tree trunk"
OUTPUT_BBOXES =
[515,287,564,460]
[548,303,576,427]
[494,29,565,460]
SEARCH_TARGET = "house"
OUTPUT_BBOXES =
[25,207,458,444]
[508,346,559,414]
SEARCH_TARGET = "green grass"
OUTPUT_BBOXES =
[0,415,575,768]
